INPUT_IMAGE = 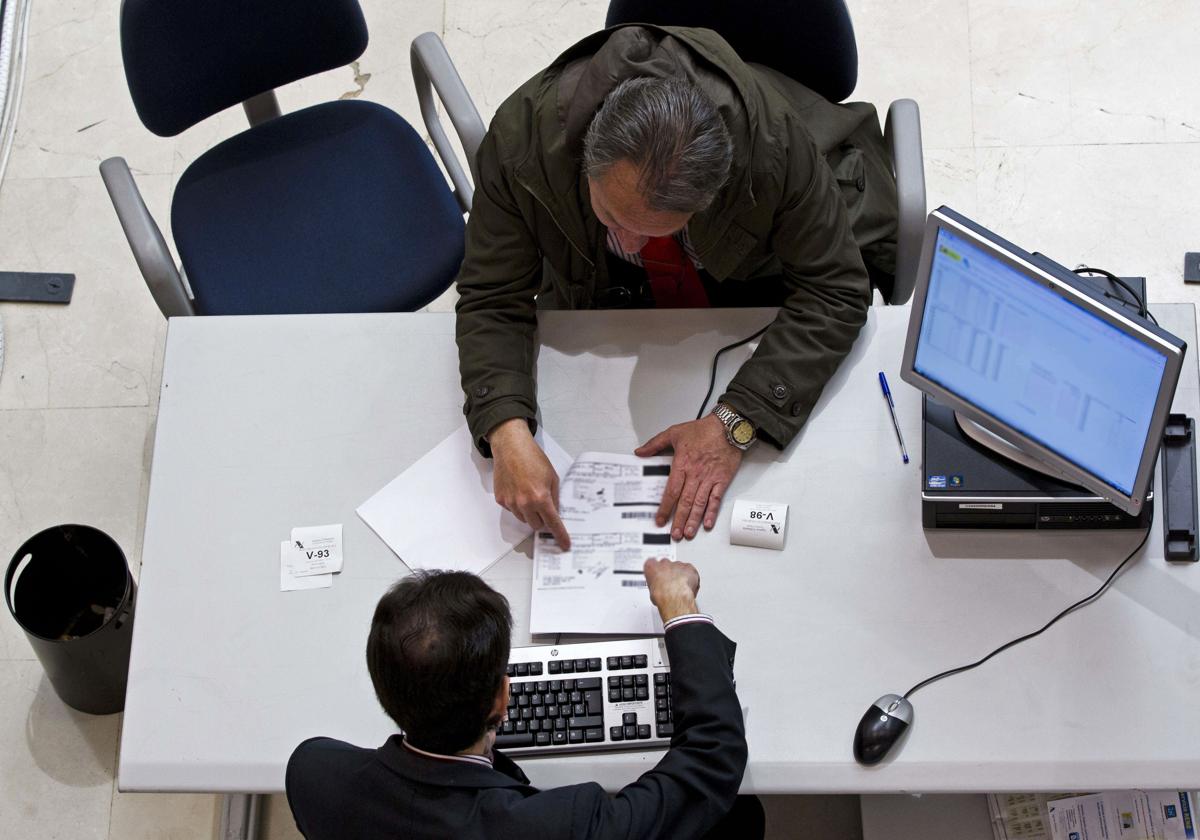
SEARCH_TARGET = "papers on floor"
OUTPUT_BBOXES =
[357,423,573,575]
[987,791,1200,840]
[279,523,343,592]
[530,452,673,635]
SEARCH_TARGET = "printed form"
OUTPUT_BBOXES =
[531,452,674,635]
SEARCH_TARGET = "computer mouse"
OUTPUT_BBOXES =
[853,693,914,765]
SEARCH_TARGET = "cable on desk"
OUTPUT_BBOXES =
[903,527,1151,700]
[696,325,769,420]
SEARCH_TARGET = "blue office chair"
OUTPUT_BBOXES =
[100,0,467,317]
[605,0,927,305]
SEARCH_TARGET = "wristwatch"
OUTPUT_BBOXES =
[712,403,756,450]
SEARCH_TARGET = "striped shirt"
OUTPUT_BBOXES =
[663,612,715,631]
[605,227,705,271]
[402,737,493,767]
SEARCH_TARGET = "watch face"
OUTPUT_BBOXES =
[731,419,755,445]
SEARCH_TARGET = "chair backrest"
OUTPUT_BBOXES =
[120,0,369,137]
[605,0,858,103]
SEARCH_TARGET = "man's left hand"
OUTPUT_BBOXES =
[635,414,743,541]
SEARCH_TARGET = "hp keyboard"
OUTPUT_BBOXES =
[498,637,685,756]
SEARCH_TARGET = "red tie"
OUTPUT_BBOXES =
[639,236,710,308]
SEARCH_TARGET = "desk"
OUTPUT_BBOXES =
[121,306,1200,802]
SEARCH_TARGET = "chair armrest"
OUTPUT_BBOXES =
[411,31,485,212]
[99,157,195,317]
[884,99,927,305]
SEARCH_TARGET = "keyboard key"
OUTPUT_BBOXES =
[556,692,569,705]
[622,712,638,725]
[575,678,601,690]
[585,728,604,743]
[496,732,534,748]
[608,676,621,689]
[657,710,671,723]
[521,708,534,720]
[634,655,648,668]
[501,721,514,734]
[560,661,574,673]
[569,729,585,744]
[572,703,586,716]
[510,682,523,695]
[554,718,567,730]
[506,664,515,677]
[622,688,634,701]
[537,681,549,693]
[634,673,648,686]
[588,658,602,672]
[515,720,527,733]
[536,731,551,746]
[528,720,539,732]
[515,663,529,676]
[620,656,633,669]
[653,673,668,685]
[548,661,561,674]
[655,685,668,698]
[546,705,558,718]
[567,715,603,729]
[610,726,624,741]
[656,723,674,738]
[569,691,582,704]
[549,680,562,692]
[562,679,576,691]
[530,694,543,706]
[534,706,546,718]
[517,695,529,708]
[607,656,621,670]
[574,659,589,672]
[623,724,637,739]
[637,725,651,739]
[656,698,669,711]
[583,691,604,714]
[635,687,649,701]
[621,675,634,688]
[609,690,620,702]
[529,663,543,676]
[552,730,568,745]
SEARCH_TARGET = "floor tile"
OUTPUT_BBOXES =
[851,0,975,149]
[106,790,217,840]
[0,660,118,840]
[444,0,608,126]
[924,146,979,217]
[0,175,169,410]
[969,0,1200,147]
[0,406,150,661]
[974,143,1200,306]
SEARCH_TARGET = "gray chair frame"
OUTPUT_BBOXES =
[884,98,926,305]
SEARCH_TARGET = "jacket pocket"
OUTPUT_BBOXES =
[829,143,867,224]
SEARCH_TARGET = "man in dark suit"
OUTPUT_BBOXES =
[286,558,762,839]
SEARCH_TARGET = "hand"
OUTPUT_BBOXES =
[635,414,743,540]
[489,418,571,549]
[643,557,700,623]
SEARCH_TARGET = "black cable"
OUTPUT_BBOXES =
[1073,266,1158,325]
[696,326,769,420]
[903,527,1150,699]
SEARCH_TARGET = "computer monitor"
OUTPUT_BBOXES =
[900,207,1187,516]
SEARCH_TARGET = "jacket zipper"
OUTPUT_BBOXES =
[516,178,596,269]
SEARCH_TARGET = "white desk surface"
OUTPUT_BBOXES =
[120,305,1200,795]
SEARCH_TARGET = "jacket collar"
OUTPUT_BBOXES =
[375,735,533,790]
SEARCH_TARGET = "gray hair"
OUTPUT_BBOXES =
[582,76,733,214]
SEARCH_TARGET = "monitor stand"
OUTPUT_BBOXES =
[952,411,1079,486]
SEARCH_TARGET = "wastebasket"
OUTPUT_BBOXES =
[5,524,136,714]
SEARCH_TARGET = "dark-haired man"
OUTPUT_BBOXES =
[459,25,897,551]
[285,559,761,839]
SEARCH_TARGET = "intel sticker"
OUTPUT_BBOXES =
[928,474,947,489]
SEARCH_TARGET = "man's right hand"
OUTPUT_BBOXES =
[489,418,571,549]
[643,557,701,624]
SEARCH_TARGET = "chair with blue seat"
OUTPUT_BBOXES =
[100,0,468,317]
[605,0,927,305]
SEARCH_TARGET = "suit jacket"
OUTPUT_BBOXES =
[286,622,745,839]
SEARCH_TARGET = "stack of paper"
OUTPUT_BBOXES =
[280,524,343,591]
[530,452,674,636]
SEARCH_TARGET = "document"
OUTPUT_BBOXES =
[1047,791,1198,840]
[357,423,574,575]
[287,523,343,576]
[280,542,332,591]
[530,452,674,635]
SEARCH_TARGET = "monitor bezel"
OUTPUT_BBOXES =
[900,207,1186,515]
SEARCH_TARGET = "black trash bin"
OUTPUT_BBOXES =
[5,524,136,715]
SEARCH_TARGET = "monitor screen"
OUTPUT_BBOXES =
[912,226,1169,496]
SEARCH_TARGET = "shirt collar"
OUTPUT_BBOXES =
[401,737,494,768]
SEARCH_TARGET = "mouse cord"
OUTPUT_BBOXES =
[696,325,770,420]
[902,527,1151,700]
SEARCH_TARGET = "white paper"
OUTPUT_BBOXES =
[729,499,789,550]
[356,423,574,575]
[280,542,332,591]
[1047,790,1199,840]
[288,523,343,576]
[530,452,674,635]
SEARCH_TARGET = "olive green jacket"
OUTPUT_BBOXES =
[456,25,897,453]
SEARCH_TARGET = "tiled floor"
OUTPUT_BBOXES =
[1,1,1197,838]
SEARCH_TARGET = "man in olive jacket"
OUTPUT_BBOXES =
[457,25,896,548]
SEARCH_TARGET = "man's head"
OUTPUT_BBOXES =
[583,76,733,254]
[366,571,512,754]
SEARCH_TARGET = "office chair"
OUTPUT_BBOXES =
[605,0,927,305]
[100,0,466,317]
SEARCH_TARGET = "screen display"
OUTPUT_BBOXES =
[913,227,1168,494]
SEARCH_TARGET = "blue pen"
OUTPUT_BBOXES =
[878,372,909,464]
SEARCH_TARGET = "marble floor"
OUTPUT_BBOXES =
[1,0,1197,838]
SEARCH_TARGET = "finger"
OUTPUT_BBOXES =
[656,466,686,528]
[635,428,673,457]
[671,476,700,540]
[525,509,545,534]
[703,483,726,530]
[543,505,572,551]
[507,504,527,525]
[683,479,715,539]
